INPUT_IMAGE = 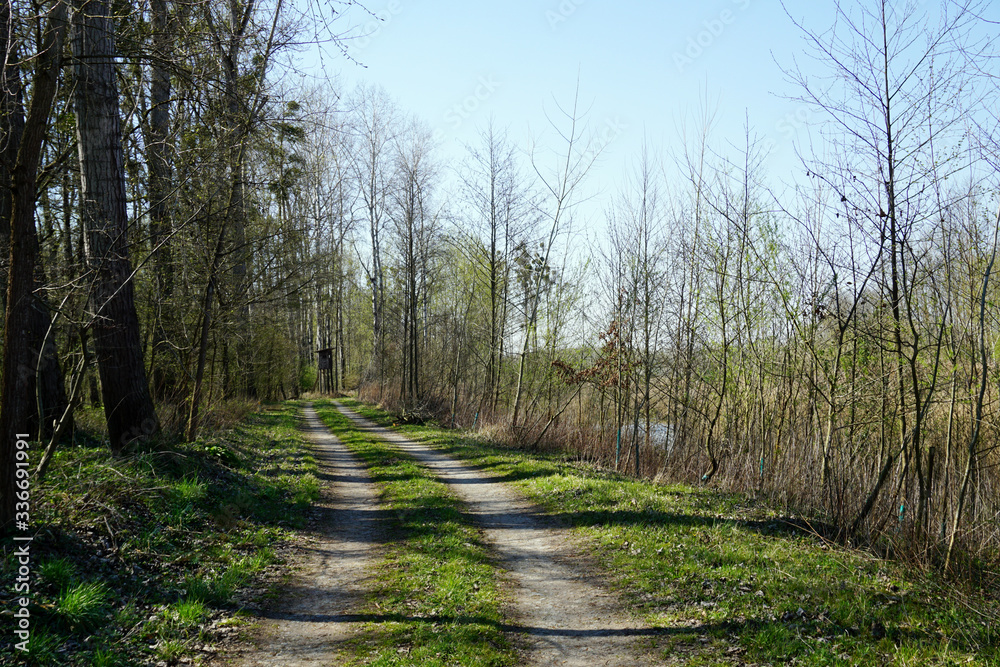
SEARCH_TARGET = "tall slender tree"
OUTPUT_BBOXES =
[458,121,533,414]
[144,0,175,399]
[350,84,396,393]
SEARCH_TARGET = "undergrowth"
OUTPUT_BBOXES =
[0,403,319,666]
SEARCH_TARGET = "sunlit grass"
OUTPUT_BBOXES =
[345,397,1000,667]
[0,403,319,666]
[57,582,112,632]
[312,401,516,667]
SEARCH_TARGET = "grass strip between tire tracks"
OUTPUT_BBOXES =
[342,398,1000,667]
[311,400,516,667]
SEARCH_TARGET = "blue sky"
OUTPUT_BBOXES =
[319,1,818,156]
[290,0,997,231]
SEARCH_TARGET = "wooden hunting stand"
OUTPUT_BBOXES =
[316,348,334,394]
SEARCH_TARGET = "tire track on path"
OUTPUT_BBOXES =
[332,401,664,666]
[228,403,385,666]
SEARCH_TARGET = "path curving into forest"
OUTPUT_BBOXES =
[227,403,385,666]
[332,401,664,666]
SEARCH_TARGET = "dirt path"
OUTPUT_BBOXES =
[332,401,663,666]
[225,404,384,666]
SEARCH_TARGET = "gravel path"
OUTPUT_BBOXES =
[227,404,384,666]
[332,401,663,666]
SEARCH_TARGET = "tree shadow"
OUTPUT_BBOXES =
[542,508,839,540]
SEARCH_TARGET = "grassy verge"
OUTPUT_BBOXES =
[311,400,516,667]
[1,403,320,666]
[344,398,1000,667]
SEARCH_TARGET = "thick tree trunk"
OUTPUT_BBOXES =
[0,4,69,443]
[73,0,158,451]
[0,0,67,531]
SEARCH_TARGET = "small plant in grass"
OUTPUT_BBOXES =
[23,626,64,666]
[57,581,112,632]
[291,472,320,505]
[90,647,123,667]
[156,639,187,662]
[146,599,208,651]
[183,574,215,603]
[162,477,206,527]
[241,526,278,548]
[169,598,208,627]
[212,565,248,602]
[38,557,76,593]
[192,440,240,465]
[172,476,206,503]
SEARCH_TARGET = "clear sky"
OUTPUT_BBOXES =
[290,0,997,231]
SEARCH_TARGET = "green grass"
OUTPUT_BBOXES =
[21,626,63,666]
[0,402,321,665]
[344,398,1000,667]
[56,582,112,632]
[38,557,77,593]
[312,400,516,667]
[15,395,995,665]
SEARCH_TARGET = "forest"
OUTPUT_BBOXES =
[2,0,1000,601]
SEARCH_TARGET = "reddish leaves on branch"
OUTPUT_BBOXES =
[552,320,636,388]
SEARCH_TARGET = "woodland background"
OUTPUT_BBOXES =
[1,0,1000,580]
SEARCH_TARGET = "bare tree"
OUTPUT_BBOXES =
[512,80,605,430]
[458,119,534,415]
[783,0,985,537]
[143,0,175,399]
[603,144,668,475]
[389,116,438,408]
[350,84,396,395]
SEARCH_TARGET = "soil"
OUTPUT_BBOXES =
[218,402,665,666]
[219,404,384,666]
[331,402,664,666]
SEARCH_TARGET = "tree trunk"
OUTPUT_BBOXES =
[186,229,225,441]
[73,0,158,451]
[146,0,175,399]
[0,3,69,444]
[0,0,68,531]
[511,329,529,431]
